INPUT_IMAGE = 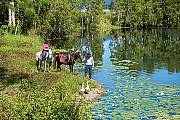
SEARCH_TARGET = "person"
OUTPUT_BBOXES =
[42,41,49,61]
[82,53,94,79]
[48,48,52,60]
[43,41,49,52]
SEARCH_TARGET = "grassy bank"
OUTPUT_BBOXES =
[0,33,104,119]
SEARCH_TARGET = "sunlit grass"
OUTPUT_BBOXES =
[0,33,101,119]
[3,33,42,49]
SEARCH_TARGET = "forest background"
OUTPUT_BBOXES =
[0,0,179,45]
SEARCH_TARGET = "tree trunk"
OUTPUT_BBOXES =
[118,11,120,22]
[11,1,15,27]
[9,1,15,27]
[8,4,12,26]
[15,20,19,35]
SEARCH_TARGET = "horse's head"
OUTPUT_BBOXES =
[73,51,83,61]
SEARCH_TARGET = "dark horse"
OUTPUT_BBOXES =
[54,51,82,72]
[35,50,53,72]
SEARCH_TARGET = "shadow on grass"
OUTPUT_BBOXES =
[0,67,29,86]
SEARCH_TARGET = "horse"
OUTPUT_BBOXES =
[54,51,82,72]
[35,49,53,72]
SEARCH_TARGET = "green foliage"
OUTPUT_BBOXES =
[0,0,10,26]
[16,0,51,34]
[111,0,180,28]
[15,0,83,46]
[0,33,97,119]
[0,73,89,120]
[1,0,180,38]
[0,25,8,35]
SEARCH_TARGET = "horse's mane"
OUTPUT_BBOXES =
[72,51,81,60]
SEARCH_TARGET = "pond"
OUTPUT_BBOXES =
[74,28,180,119]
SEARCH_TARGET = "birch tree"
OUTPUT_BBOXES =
[9,0,15,27]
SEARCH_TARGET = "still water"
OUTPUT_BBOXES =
[74,29,180,119]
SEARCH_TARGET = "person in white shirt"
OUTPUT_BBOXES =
[82,53,94,79]
[48,48,52,59]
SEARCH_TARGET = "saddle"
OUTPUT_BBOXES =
[59,54,70,64]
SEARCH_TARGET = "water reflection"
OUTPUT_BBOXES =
[72,28,180,86]
[88,29,180,120]
[109,28,180,86]
[58,28,180,119]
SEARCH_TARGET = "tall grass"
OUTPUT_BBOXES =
[0,33,96,120]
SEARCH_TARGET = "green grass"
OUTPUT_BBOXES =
[0,33,42,53]
[0,33,100,120]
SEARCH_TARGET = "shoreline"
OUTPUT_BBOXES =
[81,80,108,102]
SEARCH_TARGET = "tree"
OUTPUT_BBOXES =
[9,0,16,27]
[109,0,180,28]
[0,0,11,26]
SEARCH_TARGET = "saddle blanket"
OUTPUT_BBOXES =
[59,55,65,63]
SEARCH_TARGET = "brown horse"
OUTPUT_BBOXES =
[54,51,82,72]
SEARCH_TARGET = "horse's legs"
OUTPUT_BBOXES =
[56,61,61,71]
[57,61,59,71]
[69,65,73,72]
[40,61,43,71]
[44,61,47,72]
[36,59,39,71]
[59,64,61,71]
[55,61,57,70]
[71,65,73,72]
[48,61,52,72]
[55,58,59,71]
[69,65,71,72]
[56,63,61,71]
[49,62,51,71]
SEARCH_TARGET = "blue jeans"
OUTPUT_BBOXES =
[85,65,92,79]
